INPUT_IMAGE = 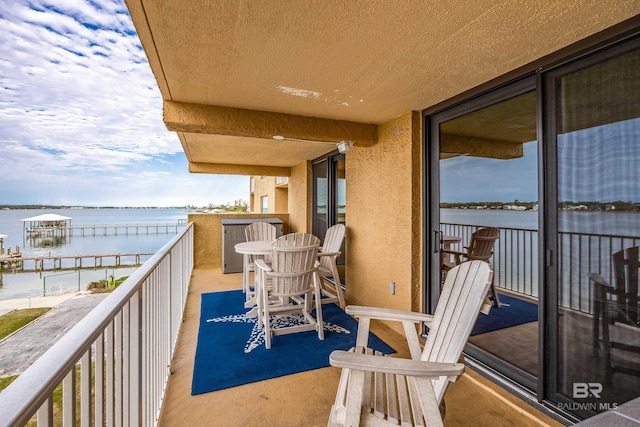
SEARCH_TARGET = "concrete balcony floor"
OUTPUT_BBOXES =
[159,268,563,426]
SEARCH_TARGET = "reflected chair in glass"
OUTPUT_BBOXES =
[589,246,640,380]
[442,226,500,307]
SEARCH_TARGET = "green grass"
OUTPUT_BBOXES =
[0,308,51,341]
[0,357,89,426]
[86,276,129,293]
[0,308,100,425]
[0,375,18,392]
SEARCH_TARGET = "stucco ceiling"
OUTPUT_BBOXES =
[125,0,639,173]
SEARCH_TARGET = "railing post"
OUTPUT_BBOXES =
[130,290,142,426]
[81,351,92,426]
[62,369,76,425]
[37,397,53,426]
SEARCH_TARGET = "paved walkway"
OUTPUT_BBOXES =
[0,292,107,376]
[0,292,80,316]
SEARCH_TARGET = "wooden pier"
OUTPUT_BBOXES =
[25,222,185,239]
[0,253,155,273]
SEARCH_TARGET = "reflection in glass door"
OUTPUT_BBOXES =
[313,160,328,238]
[434,85,539,385]
[546,42,640,418]
[427,34,640,422]
[313,153,346,282]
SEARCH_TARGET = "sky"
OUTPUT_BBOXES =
[0,0,249,208]
[441,117,640,204]
[441,141,539,203]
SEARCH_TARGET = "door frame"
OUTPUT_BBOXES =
[424,75,539,394]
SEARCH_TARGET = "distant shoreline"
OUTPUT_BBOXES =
[442,201,640,212]
[0,205,185,210]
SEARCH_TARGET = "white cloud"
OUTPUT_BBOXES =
[0,0,248,207]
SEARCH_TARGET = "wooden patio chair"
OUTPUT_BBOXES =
[589,246,640,379]
[327,260,492,427]
[442,226,500,307]
[243,222,278,296]
[254,232,323,349]
[317,224,346,309]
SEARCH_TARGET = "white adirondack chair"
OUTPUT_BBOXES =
[317,224,346,309]
[327,260,493,427]
[243,222,278,296]
[254,232,324,349]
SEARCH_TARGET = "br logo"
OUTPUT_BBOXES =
[573,383,603,399]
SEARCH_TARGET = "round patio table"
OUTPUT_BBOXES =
[235,240,274,308]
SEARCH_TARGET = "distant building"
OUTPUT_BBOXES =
[249,176,288,214]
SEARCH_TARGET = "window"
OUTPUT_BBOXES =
[261,196,268,213]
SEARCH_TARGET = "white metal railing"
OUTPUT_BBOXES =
[0,223,194,427]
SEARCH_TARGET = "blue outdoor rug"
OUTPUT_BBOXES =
[192,290,395,395]
[471,293,539,336]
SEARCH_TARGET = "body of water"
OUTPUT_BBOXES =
[442,208,640,237]
[0,208,187,301]
[441,208,538,230]
[441,208,640,312]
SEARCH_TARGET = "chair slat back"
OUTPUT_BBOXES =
[245,222,278,263]
[613,246,639,325]
[270,233,320,296]
[244,222,277,242]
[318,224,346,271]
[421,260,492,402]
[466,227,499,262]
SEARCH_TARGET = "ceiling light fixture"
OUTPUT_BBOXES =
[272,135,334,145]
[272,135,355,153]
[337,141,354,153]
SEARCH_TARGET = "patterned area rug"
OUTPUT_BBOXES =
[191,290,395,395]
[471,293,538,336]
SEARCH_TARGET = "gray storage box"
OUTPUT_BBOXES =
[221,218,284,273]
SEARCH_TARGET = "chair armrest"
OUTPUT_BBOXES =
[330,350,465,378]
[318,251,341,257]
[266,267,317,279]
[441,249,465,256]
[588,272,614,291]
[254,259,272,272]
[346,305,433,325]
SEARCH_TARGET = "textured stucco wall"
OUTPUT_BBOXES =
[249,176,288,213]
[346,112,422,322]
[189,213,290,268]
[287,161,312,233]
[252,176,276,212]
[274,186,288,213]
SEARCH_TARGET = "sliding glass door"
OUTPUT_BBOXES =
[427,76,540,391]
[543,38,640,419]
[313,152,346,281]
[426,33,640,421]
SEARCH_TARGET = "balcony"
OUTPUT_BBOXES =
[5,217,640,426]
[275,176,289,188]
[0,220,570,427]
